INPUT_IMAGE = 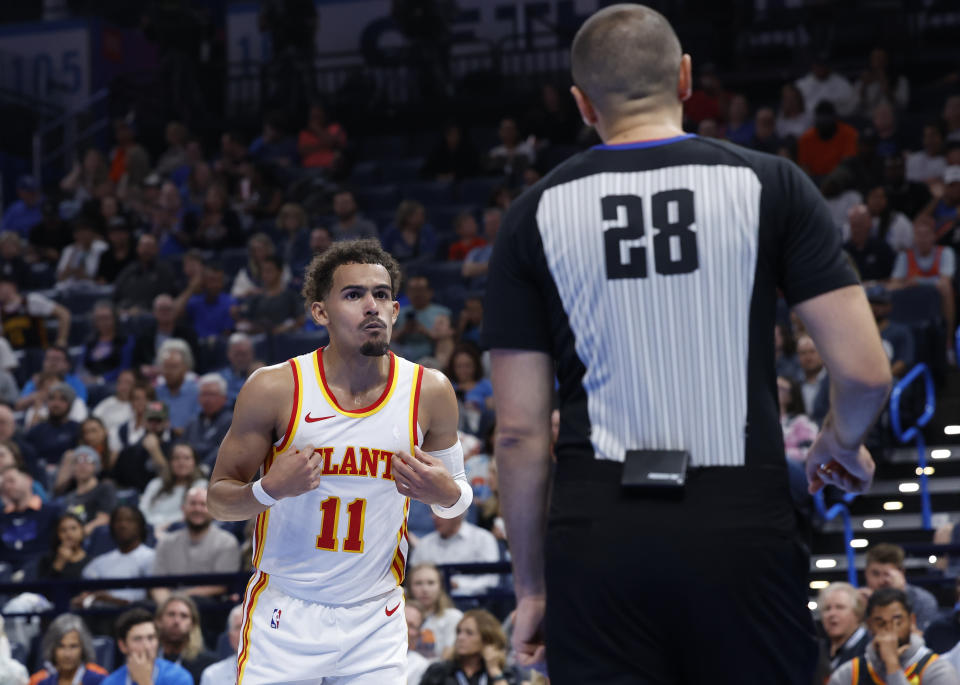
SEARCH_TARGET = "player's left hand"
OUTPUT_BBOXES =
[392,447,459,506]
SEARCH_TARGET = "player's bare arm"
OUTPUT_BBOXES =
[391,367,462,508]
[208,363,322,521]
[490,348,553,668]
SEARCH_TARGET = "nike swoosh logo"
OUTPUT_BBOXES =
[385,601,401,617]
[305,413,336,423]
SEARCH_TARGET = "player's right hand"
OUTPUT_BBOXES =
[261,443,321,500]
[805,427,875,495]
[512,595,547,674]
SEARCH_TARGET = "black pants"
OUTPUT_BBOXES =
[544,460,818,685]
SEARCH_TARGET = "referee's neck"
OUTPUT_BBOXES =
[599,108,685,147]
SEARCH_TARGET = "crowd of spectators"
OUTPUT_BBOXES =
[0,34,954,684]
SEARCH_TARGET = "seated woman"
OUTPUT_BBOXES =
[108,381,152,455]
[52,444,116,536]
[182,184,244,251]
[231,232,291,299]
[420,609,522,685]
[235,256,303,335]
[80,301,133,386]
[28,613,107,685]
[777,376,818,462]
[408,563,463,661]
[0,440,48,501]
[139,442,207,534]
[92,368,135,437]
[36,513,89,580]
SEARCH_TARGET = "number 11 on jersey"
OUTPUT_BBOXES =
[316,496,367,553]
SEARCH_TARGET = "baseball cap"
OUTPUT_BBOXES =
[944,165,960,185]
[17,175,38,192]
[73,445,101,467]
[145,401,168,421]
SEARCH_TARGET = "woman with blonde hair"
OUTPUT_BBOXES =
[230,232,291,298]
[408,563,463,661]
[139,443,207,533]
[420,609,521,685]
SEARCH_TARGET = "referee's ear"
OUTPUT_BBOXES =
[570,86,598,128]
[677,54,693,102]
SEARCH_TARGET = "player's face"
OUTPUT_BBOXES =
[316,263,398,357]
[820,590,860,640]
[410,568,441,607]
[454,617,483,657]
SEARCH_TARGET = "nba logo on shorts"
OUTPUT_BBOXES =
[270,608,281,629]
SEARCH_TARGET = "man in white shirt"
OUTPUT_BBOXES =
[411,512,501,596]
[796,56,856,117]
[199,604,242,685]
[56,217,108,286]
[906,123,947,185]
[76,505,156,607]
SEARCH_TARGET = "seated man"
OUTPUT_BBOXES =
[818,582,870,678]
[150,486,240,604]
[217,333,260,407]
[74,505,155,608]
[199,604,242,685]
[0,273,70,350]
[154,339,199,434]
[17,345,88,406]
[828,588,959,685]
[154,595,219,683]
[863,543,940,632]
[177,262,236,341]
[24,382,82,472]
[889,215,956,348]
[391,275,454,366]
[0,466,60,567]
[102,608,192,685]
[180,374,232,468]
[410,511,500,596]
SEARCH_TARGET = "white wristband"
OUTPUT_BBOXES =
[251,479,278,507]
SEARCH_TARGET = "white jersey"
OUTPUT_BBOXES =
[250,349,423,604]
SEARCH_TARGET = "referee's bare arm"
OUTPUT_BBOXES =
[491,348,553,667]
[795,284,892,493]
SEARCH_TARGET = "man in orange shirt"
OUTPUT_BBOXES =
[798,101,858,178]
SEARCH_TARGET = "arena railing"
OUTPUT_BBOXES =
[889,363,937,531]
[0,562,515,618]
[31,87,110,186]
[813,490,858,586]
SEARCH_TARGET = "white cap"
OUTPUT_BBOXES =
[944,165,960,184]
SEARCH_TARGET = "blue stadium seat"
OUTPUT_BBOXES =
[220,248,249,279]
[401,181,454,205]
[360,135,409,160]
[92,635,115,673]
[428,205,476,235]
[269,331,330,365]
[381,159,425,184]
[457,178,500,206]
[56,285,115,316]
[350,160,381,186]
[355,185,401,212]
[67,315,92,347]
[414,261,466,292]
[890,285,941,323]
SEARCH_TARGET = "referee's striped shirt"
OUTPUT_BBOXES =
[482,134,857,471]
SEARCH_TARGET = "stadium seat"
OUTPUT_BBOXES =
[890,285,941,323]
[401,180,455,206]
[220,248,249,279]
[414,261,466,292]
[92,635,115,673]
[457,178,500,206]
[355,185,401,212]
[56,285,115,316]
[381,159,425,184]
[269,330,330,365]
[350,160,381,186]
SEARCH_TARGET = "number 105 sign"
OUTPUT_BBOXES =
[0,20,90,110]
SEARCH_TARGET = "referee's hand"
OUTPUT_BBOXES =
[805,428,875,495]
[512,595,547,673]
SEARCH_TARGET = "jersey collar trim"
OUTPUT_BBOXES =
[315,347,398,418]
[593,134,695,150]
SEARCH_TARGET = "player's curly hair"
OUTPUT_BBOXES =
[301,239,401,303]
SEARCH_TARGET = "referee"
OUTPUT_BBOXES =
[483,5,892,685]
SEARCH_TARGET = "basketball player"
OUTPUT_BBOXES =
[484,5,891,685]
[208,240,472,684]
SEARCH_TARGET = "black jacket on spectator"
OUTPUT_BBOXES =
[421,139,481,180]
[0,500,61,565]
[36,551,88,580]
[844,237,896,282]
[132,321,198,369]
[109,434,172,492]
[95,248,135,283]
[25,419,80,471]
[82,333,133,380]
[113,259,179,311]
[885,180,931,220]
[420,662,522,685]
[924,610,960,654]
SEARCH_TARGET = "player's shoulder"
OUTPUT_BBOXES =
[240,361,295,396]
[418,366,456,402]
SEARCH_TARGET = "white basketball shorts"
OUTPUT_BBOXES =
[236,570,407,684]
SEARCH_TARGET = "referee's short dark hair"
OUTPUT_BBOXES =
[866,587,912,618]
[301,239,401,303]
[571,4,682,115]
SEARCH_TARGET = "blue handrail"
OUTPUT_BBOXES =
[813,491,858,585]
[889,363,936,530]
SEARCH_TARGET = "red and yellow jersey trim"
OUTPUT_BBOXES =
[236,570,270,684]
[390,497,411,586]
[863,655,936,685]
[850,658,859,684]
[252,358,303,570]
[409,364,424,455]
[314,348,397,418]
